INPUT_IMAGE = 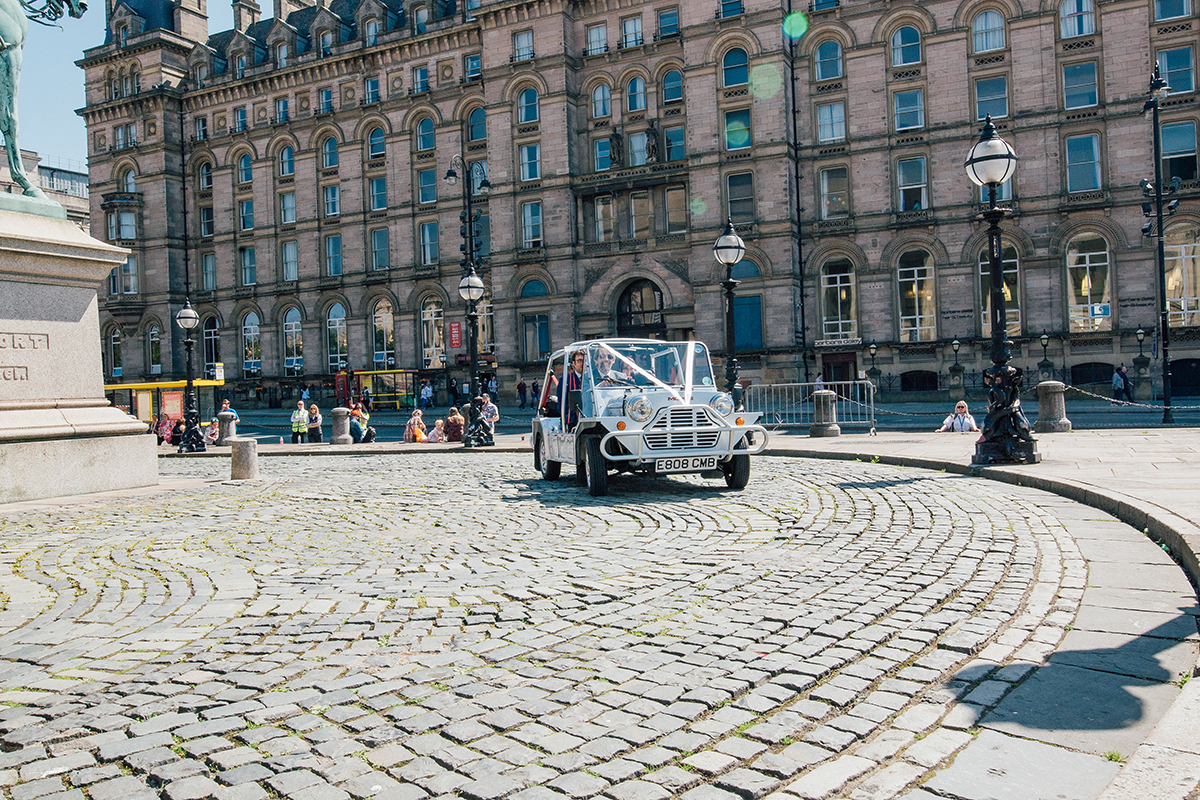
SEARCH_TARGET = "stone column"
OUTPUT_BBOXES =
[216,411,237,445]
[1033,381,1072,433]
[1132,354,1152,400]
[231,438,259,480]
[948,364,965,401]
[331,407,352,444]
[809,389,841,437]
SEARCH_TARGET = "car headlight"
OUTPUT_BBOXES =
[709,393,735,416]
[626,395,653,422]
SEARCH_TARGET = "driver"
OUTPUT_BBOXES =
[593,349,629,386]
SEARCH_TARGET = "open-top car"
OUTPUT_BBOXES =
[531,339,769,496]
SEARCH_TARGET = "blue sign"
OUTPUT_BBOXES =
[1090,303,1111,318]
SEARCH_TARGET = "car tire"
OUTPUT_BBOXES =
[536,434,561,481]
[724,438,751,490]
[585,436,608,497]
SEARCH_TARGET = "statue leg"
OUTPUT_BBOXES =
[0,46,46,200]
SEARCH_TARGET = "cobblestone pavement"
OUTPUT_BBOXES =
[0,454,1103,800]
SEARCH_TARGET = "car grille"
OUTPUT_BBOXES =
[644,407,721,450]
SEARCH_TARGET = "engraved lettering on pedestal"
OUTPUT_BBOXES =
[0,366,29,380]
[0,333,50,349]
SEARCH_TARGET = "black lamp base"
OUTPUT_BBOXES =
[972,439,1041,466]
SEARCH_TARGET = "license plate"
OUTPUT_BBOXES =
[656,456,718,473]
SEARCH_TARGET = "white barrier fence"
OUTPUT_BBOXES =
[744,381,876,430]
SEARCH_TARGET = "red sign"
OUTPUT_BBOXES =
[449,321,462,349]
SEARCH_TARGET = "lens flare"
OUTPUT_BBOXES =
[750,64,782,99]
[783,11,809,40]
[725,120,751,149]
[690,197,708,216]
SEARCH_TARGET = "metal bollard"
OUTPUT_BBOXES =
[809,389,841,437]
[230,438,259,480]
[216,411,237,446]
[1033,380,1072,433]
[330,407,352,444]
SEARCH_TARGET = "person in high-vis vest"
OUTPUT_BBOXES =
[290,400,309,444]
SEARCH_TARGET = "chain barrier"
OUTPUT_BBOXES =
[1062,384,1200,411]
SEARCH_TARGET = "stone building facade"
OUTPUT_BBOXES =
[80,0,1200,405]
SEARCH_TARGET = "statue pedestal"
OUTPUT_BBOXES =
[0,208,157,503]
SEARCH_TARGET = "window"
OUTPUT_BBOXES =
[364,176,385,211]
[465,55,482,81]
[240,247,256,286]
[1066,133,1101,191]
[522,201,542,247]
[468,108,487,141]
[413,66,429,93]
[627,77,646,111]
[322,137,339,168]
[282,241,298,281]
[319,88,334,113]
[727,172,754,223]
[195,64,207,87]
[520,143,540,180]
[594,138,611,171]
[235,54,246,79]
[894,90,924,130]
[821,167,849,219]
[1159,47,1194,94]
[238,153,252,183]
[239,199,254,231]
[594,196,614,241]
[666,186,687,233]
[618,279,666,334]
[721,0,742,17]
[663,70,683,103]
[1066,235,1111,331]
[665,127,685,161]
[279,192,295,224]
[658,7,679,37]
[972,11,1005,53]
[524,314,550,361]
[631,192,650,238]
[815,41,844,84]
[817,102,845,142]
[976,76,1008,119]
[365,77,380,103]
[621,16,642,48]
[420,297,444,367]
[518,88,539,123]
[477,212,491,256]
[323,185,340,217]
[148,325,161,374]
[1166,224,1200,325]
[325,234,342,275]
[897,157,927,211]
[1060,0,1094,37]
[368,127,385,158]
[1163,121,1198,181]
[629,132,648,166]
[898,250,936,341]
[319,30,333,56]
[365,18,378,45]
[108,329,121,377]
[198,161,212,189]
[327,304,347,372]
[372,301,395,367]
[979,177,1013,203]
[414,6,428,32]
[470,160,489,195]
[371,228,389,270]
[724,108,751,150]
[587,23,607,54]
[418,169,437,203]
[514,30,534,61]
[242,312,261,376]
[275,98,289,122]
[723,49,748,87]
[821,258,857,339]
[283,307,303,375]
[279,146,294,175]
[522,279,549,297]
[1156,0,1190,21]
[891,26,921,66]
[417,118,435,150]
[107,210,136,240]
[979,242,1021,336]
[199,206,214,237]
[421,221,439,264]
[202,253,216,290]
[195,117,207,140]
[121,170,136,193]
[592,84,611,118]
[235,107,247,132]
[202,318,220,377]
[734,296,763,351]
[108,255,138,294]
[1064,62,1098,108]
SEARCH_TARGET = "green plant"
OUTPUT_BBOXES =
[1173,671,1192,688]
[1104,751,1123,762]
[965,727,981,736]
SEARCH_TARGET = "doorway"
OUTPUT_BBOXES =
[822,351,858,383]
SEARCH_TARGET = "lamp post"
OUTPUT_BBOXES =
[868,342,877,372]
[1137,328,1146,358]
[1143,65,1179,423]
[1040,333,1049,361]
[951,339,961,367]
[175,301,206,453]
[713,218,746,408]
[458,266,485,399]
[965,115,1039,464]
[446,155,489,400]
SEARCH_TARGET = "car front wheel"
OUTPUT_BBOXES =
[724,438,751,490]
[585,436,608,497]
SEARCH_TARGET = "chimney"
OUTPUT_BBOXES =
[273,0,311,23]
[232,0,260,31]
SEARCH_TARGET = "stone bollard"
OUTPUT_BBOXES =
[216,411,237,446]
[330,407,353,444]
[1033,380,1072,433]
[809,389,841,437]
[230,438,259,480]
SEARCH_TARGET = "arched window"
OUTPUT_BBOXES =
[372,300,395,367]
[972,10,1005,53]
[121,169,136,193]
[518,88,539,123]
[1066,235,1111,332]
[242,311,261,376]
[821,258,857,339]
[891,26,921,66]
[322,137,339,168]
[283,307,303,376]
[627,77,647,111]
[365,18,379,45]
[146,324,161,374]
[1166,223,1200,327]
[195,64,208,87]
[897,249,935,341]
[1060,0,1095,37]
[279,146,294,176]
[617,279,665,337]
[663,69,683,103]
[198,161,212,189]
[468,108,487,141]
[722,48,748,86]
[592,84,611,118]
[326,303,347,372]
[978,242,1021,336]
[277,42,289,66]
[815,41,843,81]
[420,296,444,367]
[731,260,760,279]
[521,279,549,297]
[238,153,252,183]
[416,118,435,150]
[202,317,220,377]
[368,127,386,158]
[107,328,122,377]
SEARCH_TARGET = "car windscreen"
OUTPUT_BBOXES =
[589,342,715,389]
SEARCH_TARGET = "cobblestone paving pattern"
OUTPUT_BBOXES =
[0,455,1090,800]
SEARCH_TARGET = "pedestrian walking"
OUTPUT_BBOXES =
[307,404,323,443]
[1118,366,1135,403]
[1112,366,1126,405]
[517,378,528,409]
[420,381,433,410]
[361,386,373,412]
[290,400,309,444]
[488,377,498,397]
[531,378,540,410]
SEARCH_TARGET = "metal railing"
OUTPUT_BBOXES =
[744,381,876,430]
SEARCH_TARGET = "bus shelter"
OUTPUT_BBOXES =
[104,379,226,423]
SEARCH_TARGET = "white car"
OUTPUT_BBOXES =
[531,339,769,496]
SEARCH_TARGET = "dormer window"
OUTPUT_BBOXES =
[195,64,208,87]
[414,6,428,33]
[365,18,378,45]
[117,25,128,46]
[235,54,246,78]
[277,42,289,66]
[319,30,332,56]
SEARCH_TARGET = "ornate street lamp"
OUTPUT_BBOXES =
[458,265,485,399]
[868,342,877,371]
[447,154,489,401]
[174,301,206,452]
[951,339,961,367]
[1040,333,1050,361]
[1137,328,1146,358]
[714,218,746,408]
[1143,65,1179,423]
[965,115,1039,464]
